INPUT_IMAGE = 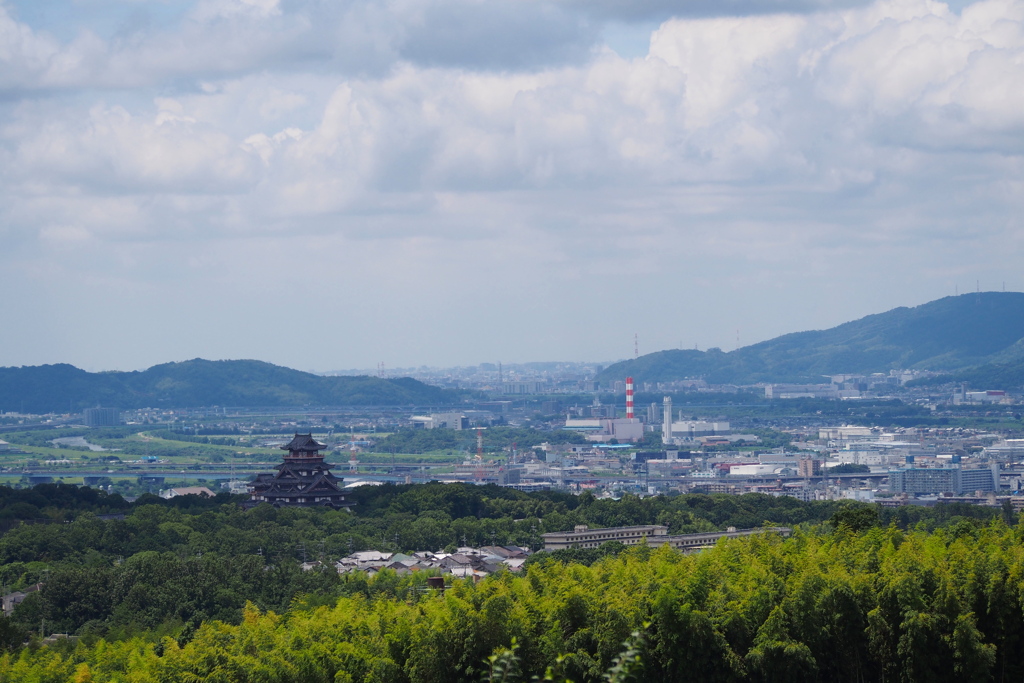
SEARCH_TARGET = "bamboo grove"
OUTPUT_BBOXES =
[6,518,1024,683]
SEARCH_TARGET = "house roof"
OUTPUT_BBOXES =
[164,486,215,498]
[349,551,392,562]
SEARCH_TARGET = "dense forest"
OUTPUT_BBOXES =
[5,515,1024,682]
[0,482,1011,666]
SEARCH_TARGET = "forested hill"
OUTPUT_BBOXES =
[0,359,461,413]
[599,292,1024,385]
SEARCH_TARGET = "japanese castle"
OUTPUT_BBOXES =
[250,433,353,509]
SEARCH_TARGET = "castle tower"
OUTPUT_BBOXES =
[249,433,353,509]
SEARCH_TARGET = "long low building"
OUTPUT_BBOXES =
[653,527,792,552]
[542,524,669,550]
[542,524,791,551]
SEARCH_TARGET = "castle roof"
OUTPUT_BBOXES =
[281,433,326,453]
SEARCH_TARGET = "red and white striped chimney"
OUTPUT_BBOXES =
[626,377,634,419]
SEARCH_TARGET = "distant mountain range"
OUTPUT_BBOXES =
[598,293,1024,387]
[0,359,462,414]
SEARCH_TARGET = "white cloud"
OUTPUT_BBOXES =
[190,0,281,21]
[0,5,70,89]
[6,101,260,196]
[5,1,1022,211]
[0,0,1023,369]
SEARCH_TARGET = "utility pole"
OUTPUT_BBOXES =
[475,429,484,482]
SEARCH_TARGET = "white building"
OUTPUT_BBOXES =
[766,384,839,399]
[565,417,644,442]
[668,421,730,440]
[966,390,1010,404]
[819,426,873,444]
[728,464,778,476]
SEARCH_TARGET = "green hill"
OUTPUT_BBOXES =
[599,292,1024,385]
[911,358,1024,391]
[0,359,461,413]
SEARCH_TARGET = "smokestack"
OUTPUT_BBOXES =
[626,377,634,419]
[662,396,672,445]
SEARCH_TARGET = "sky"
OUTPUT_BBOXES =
[1,0,1022,373]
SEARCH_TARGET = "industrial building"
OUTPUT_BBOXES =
[659,396,729,444]
[429,412,468,429]
[410,412,469,429]
[669,420,731,439]
[564,418,643,442]
[819,426,873,443]
[965,390,1009,404]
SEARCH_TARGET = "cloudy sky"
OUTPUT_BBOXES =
[1,0,1022,373]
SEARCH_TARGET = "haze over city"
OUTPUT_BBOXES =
[2,0,1022,372]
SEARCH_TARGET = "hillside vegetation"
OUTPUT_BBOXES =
[5,517,1024,682]
[912,357,1024,392]
[600,292,1024,385]
[0,359,461,413]
[0,482,1004,653]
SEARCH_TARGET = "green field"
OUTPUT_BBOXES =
[0,427,470,495]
